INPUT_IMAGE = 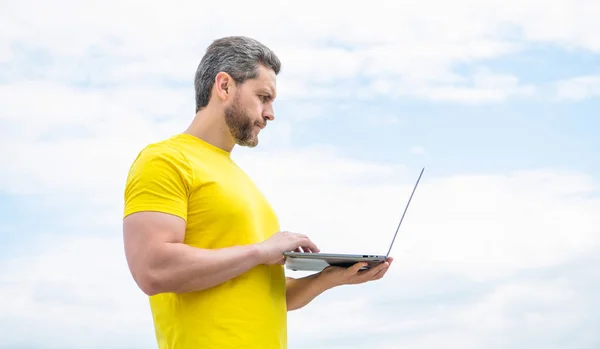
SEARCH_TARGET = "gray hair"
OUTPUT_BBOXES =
[194,36,281,112]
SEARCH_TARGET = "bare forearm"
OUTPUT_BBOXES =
[286,273,335,311]
[140,243,262,295]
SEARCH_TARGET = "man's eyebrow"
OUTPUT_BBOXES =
[260,88,276,100]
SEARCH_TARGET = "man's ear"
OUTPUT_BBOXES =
[214,72,233,101]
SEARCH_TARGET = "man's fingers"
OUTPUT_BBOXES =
[372,264,389,279]
[298,238,319,253]
[373,263,391,279]
[375,261,390,273]
[347,262,368,275]
[304,246,319,253]
[280,232,320,253]
[359,262,388,279]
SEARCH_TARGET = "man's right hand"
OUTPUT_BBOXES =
[257,231,320,265]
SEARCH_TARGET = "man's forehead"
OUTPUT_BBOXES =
[252,67,277,95]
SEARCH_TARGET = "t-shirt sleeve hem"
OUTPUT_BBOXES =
[124,204,188,222]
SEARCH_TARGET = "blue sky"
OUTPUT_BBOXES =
[1,1,599,348]
[280,100,600,175]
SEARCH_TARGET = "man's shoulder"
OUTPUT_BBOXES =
[132,135,189,163]
[125,135,194,183]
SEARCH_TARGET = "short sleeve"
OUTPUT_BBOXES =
[123,144,193,221]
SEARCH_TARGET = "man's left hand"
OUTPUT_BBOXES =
[318,257,393,288]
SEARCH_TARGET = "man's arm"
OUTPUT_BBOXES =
[123,211,263,295]
[123,212,320,296]
[285,274,333,311]
[285,259,393,311]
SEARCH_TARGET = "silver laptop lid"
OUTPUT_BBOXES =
[385,167,425,258]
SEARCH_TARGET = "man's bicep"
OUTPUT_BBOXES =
[123,211,186,295]
[123,211,186,264]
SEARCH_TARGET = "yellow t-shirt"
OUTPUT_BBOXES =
[123,133,287,349]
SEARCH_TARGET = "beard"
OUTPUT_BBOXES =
[224,95,263,148]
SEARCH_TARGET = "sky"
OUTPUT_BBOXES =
[1,0,599,348]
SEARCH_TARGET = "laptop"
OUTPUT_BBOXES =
[284,167,425,272]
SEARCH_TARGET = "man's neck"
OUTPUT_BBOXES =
[184,106,235,153]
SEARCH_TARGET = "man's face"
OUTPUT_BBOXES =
[223,65,276,148]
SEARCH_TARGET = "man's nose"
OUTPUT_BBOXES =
[263,107,275,121]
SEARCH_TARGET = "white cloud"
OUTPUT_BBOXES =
[554,75,600,100]
[396,68,537,103]
[0,234,156,349]
[0,81,190,197]
[2,0,600,102]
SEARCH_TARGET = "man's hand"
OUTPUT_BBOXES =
[257,231,320,265]
[318,257,394,288]
[284,257,394,311]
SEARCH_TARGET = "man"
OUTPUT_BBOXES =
[122,36,393,349]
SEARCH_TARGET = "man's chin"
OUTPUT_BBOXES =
[236,137,259,148]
